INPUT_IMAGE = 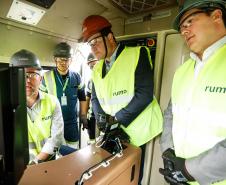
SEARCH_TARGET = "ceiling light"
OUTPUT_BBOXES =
[7,0,46,25]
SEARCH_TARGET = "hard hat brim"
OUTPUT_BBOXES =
[173,0,226,31]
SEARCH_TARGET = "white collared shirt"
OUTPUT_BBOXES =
[105,44,120,73]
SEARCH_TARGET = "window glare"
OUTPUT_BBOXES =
[70,43,92,89]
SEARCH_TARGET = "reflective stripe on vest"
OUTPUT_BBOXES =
[93,46,163,146]
[27,92,56,158]
[172,45,226,185]
[44,70,57,96]
[29,138,48,149]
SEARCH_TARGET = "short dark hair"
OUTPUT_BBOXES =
[100,27,117,42]
[100,27,112,36]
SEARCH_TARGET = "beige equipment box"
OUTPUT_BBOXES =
[19,144,141,185]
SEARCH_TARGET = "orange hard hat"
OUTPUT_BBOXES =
[82,15,112,42]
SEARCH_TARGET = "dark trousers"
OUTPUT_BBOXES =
[138,144,146,185]
[59,145,77,156]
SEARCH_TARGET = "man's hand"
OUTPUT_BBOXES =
[80,115,88,130]
[159,148,195,184]
[106,114,117,124]
[28,157,44,165]
[162,148,175,171]
[159,168,189,185]
[29,160,38,165]
[159,167,187,185]
[97,114,117,131]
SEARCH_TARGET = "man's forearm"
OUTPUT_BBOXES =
[37,152,50,161]
[160,100,174,152]
[186,138,226,184]
[80,100,88,116]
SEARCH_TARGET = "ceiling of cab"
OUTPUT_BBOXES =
[111,0,177,14]
[0,0,178,42]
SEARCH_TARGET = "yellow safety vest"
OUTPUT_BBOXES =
[27,92,56,160]
[93,46,163,146]
[43,70,57,96]
[172,45,226,185]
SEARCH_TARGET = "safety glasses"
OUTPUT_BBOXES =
[55,57,71,63]
[179,10,206,33]
[87,35,102,47]
[25,72,41,79]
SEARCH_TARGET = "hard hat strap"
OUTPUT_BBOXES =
[101,34,108,59]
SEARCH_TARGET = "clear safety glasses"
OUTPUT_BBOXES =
[55,57,71,63]
[179,10,206,33]
[87,35,102,47]
[25,72,41,79]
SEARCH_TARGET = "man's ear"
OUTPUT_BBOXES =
[54,57,57,64]
[211,9,222,22]
[107,33,114,42]
[68,58,72,65]
[39,75,43,82]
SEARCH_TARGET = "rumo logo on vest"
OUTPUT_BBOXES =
[205,86,226,93]
[113,90,127,96]
[42,116,52,121]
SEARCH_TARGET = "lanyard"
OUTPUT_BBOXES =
[56,72,69,94]
[62,77,69,92]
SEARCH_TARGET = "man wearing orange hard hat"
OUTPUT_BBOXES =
[81,15,163,185]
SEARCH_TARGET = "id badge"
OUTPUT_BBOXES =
[61,93,67,106]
